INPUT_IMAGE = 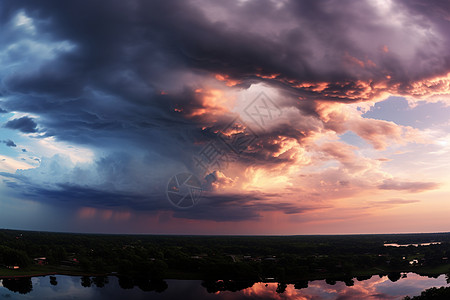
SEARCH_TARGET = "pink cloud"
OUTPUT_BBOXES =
[378,179,439,193]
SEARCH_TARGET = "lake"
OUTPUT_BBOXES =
[383,242,442,247]
[0,273,449,299]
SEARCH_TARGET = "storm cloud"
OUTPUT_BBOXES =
[0,0,449,226]
[2,139,16,147]
[4,116,38,133]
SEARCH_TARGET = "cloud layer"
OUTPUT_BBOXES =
[0,0,448,231]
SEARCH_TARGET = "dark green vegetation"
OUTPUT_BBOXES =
[404,286,450,299]
[2,229,450,287]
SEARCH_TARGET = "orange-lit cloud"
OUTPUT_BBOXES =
[183,88,235,122]
[214,74,241,87]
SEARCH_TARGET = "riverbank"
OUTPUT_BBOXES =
[0,265,109,279]
[2,263,450,282]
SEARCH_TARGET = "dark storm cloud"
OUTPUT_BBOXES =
[0,170,168,211]
[1,0,448,147]
[172,192,317,222]
[0,169,314,222]
[1,0,190,151]
[4,116,38,133]
[30,184,167,211]
[2,139,17,147]
[134,0,450,100]
[1,0,449,215]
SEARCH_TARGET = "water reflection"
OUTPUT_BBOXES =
[92,276,109,288]
[201,279,254,293]
[0,273,448,299]
[1,277,33,294]
[242,274,450,300]
[81,276,92,288]
[384,242,442,247]
[50,276,58,286]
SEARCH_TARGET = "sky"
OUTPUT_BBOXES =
[0,0,450,235]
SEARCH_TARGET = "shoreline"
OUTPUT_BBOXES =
[0,270,110,280]
[1,267,449,282]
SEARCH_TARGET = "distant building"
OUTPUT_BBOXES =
[61,258,79,266]
[34,257,48,265]
[409,259,419,265]
[6,266,20,269]
[264,257,276,261]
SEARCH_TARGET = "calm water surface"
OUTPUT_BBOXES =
[383,242,442,247]
[0,273,448,300]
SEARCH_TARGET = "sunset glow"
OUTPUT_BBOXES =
[0,0,449,235]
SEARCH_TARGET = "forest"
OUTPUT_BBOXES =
[2,229,450,290]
